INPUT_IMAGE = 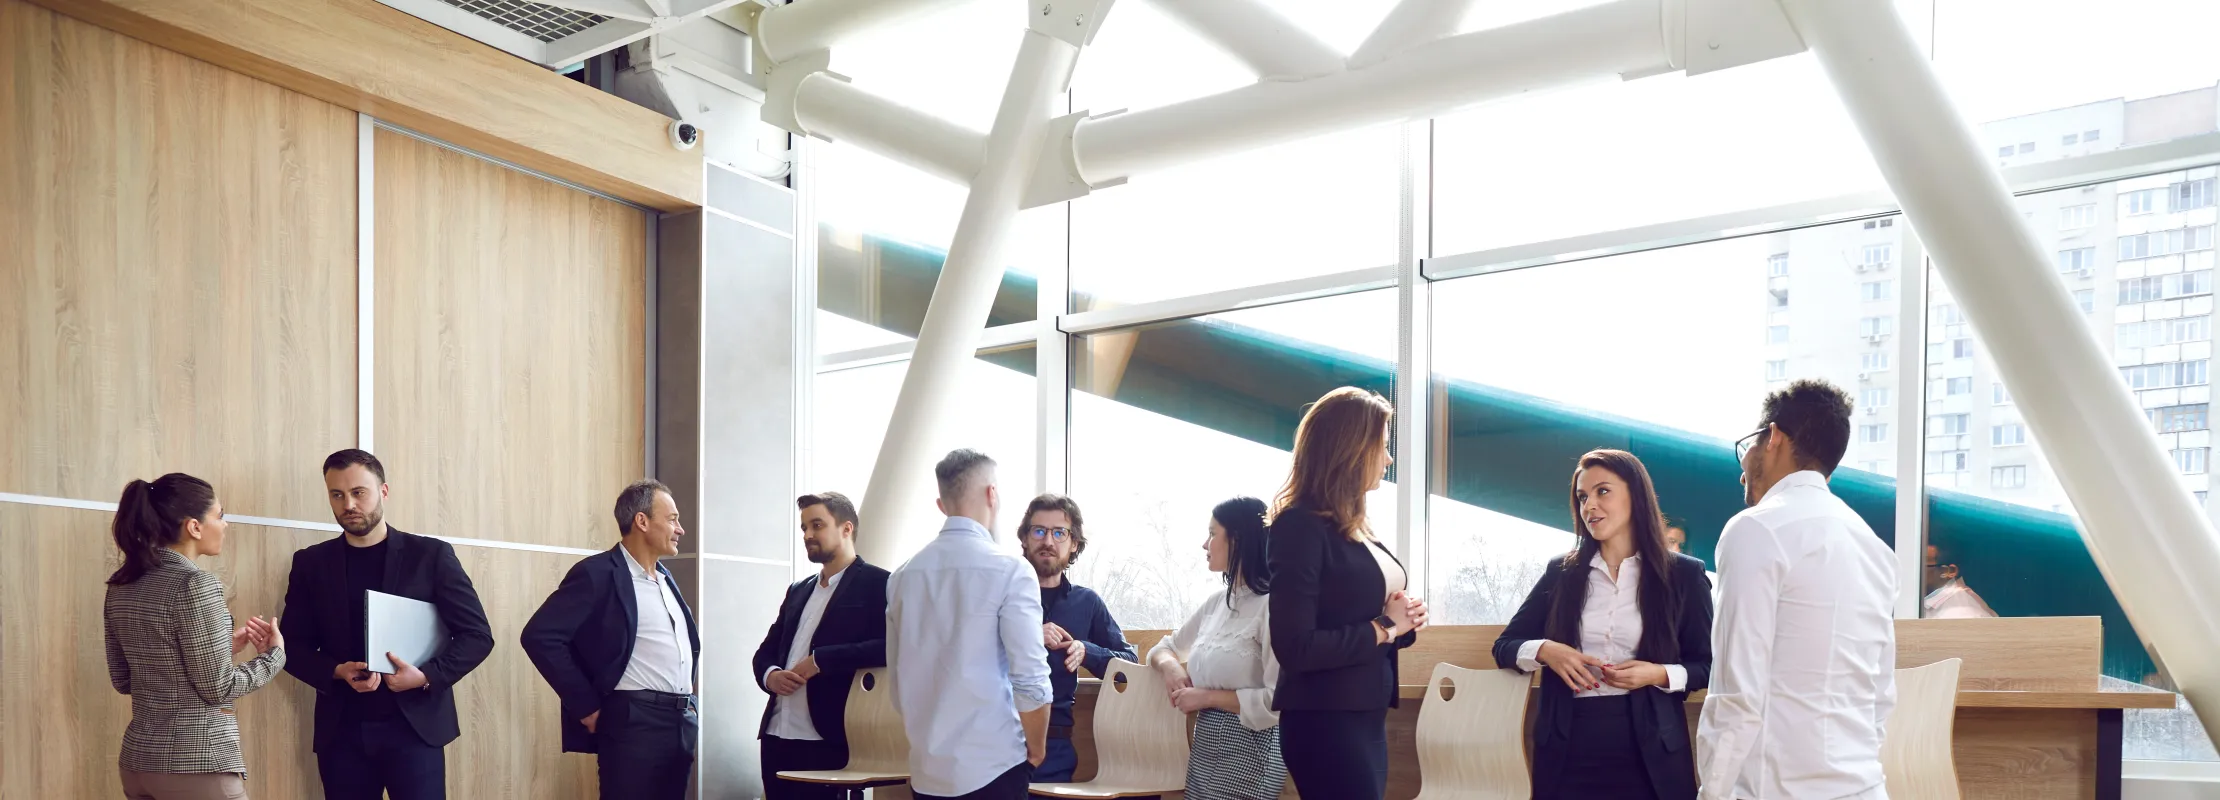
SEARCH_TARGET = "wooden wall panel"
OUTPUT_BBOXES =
[445,545,601,799]
[374,129,649,551]
[0,505,324,798]
[0,0,357,521]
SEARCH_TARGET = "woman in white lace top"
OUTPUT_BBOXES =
[1147,497,1285,800]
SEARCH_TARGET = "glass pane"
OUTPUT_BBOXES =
[813,202,1061,355]
[1068,290,1397,629]
[1429,219,1908,624]
[1432,55,1885,255]
[1937,0,2220,166]
[1920,170,2219,760]
[808,345,1040,577]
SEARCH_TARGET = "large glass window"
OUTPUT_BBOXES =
[810,346,1040,522]
[1922,173,2219,760]
[1428,218,1904,624]
[1067,291,1397,629]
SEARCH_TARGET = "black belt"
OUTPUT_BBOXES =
[1047,725,1073,739]
[611,689,696,711]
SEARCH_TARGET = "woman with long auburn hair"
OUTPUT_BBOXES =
[1492,449,1714,799]
[1265,387,1427,800]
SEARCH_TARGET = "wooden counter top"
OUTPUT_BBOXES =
[1075,678,2173,709]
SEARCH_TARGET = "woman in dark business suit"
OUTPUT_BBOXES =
[1267,387,1428,800]
[1494,449,1713,800]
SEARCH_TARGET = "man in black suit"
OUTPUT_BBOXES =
[521,479,701,800]
[280,449,496,800]
[752,491,890,800]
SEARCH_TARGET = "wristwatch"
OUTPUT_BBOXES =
[1373,614,1399,637]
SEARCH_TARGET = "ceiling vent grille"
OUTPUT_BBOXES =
[438,0,608,43]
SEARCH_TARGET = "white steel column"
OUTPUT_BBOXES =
[1038,201,1072,497]
[1892,230,1930,619]
[1393,120,1433,597]
[1786,0,2220,735]
[856,26,1082,561]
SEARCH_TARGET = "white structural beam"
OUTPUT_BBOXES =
[856,24,1083,561]
[1786,0,2220,740]
[1144,0,1342,80]
[1346,0,1478,69]
[791,73,987,185]
[1039,0,1678,204]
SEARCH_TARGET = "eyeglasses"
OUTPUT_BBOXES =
[1025,526,1072,542]
[1734,427,1768,461]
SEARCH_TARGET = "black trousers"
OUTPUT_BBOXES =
[761,735,849,800]
[1547,695,1662,800]
[912,762,1030,800]
[317,717,447,800]
[596,690,698,800]
[1279,708,1389,800]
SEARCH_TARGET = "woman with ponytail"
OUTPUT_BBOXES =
[1148,496,1285,799]
[104,473,286,799]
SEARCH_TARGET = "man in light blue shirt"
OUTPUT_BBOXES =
[887,449,1052,799]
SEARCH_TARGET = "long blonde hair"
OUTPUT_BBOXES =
[1271,387,1393,542]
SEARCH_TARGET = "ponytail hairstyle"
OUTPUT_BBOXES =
[1212,496,1272,608]
[109,473,217,585]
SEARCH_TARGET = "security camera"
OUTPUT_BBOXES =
[669,120,700,151]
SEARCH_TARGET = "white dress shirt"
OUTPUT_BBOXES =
[1697,471,1897,800]
[1513,553,1689,696]
[1146,586,1280,730]
[887,516,1053,797]
[765,568,847,741]
[615,554,694,695]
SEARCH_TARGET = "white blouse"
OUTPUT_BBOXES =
[1514,553,1689,698]
[1146,586,1280,731]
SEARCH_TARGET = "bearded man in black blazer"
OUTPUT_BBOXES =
[752,491,890,800]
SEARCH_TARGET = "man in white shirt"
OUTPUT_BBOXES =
[521,480,701,800]
[1699,380,1898,800]
[887,449,1053,799]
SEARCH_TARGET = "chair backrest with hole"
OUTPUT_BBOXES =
[1413,662,1532,800]
[1088,658,1191,788]
[840,668,909,773]
[1882,657,1963,800]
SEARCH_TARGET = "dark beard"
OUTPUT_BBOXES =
[805,543,833,564]
[1028,550,1067,578]
[340,508,383,536]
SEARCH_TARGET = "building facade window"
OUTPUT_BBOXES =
[1863,351,1891,372]
[2120,359,2211,390]
[1766,360,1787,381]
[1994,382,2013,405]
[1861,280,1892,301]
[1992,465,2029,489]
[1928,449,1970,473]
[1860,423,1888,443]
[2174,448,2210,475]
[1862,387,1890,409]
[2085,129,2101,142]
[2117,225,2215,261]
[2172,178,2216,213]
[1862,243,1893,267]
[2125,188,2162,216]
[2118,270,2214,304]
[1993,423,2028,446]
[2018,142,2035,154]
[1767,324,1789,344]
[2057,247,2097,273]
[2150,403,2210,433]
[1767,253,1789,277]
[1859,315,1893,338]
[2118,315,2212,349]
[2075,289,2095,314]
[1931,412,1972,434]
[2060,204,2097,230]
[1953,338,1976,359]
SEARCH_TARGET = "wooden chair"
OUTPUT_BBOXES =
[1030,658,1189,798]
[1412,662,1533,800]
[776,668,910,799]
[1882,658,1964,800]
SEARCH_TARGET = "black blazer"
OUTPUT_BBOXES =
[1493,553,1714,800]
[750,558,890,746]
[1267,508,1417,712]
[520,546,702,754]
[279,527,496,753]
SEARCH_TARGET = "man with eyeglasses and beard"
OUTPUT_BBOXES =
[1014,494,1137,783]
[752,492,890,799]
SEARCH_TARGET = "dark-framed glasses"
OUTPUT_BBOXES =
[1734,427,1768,461]
[1025,526,1072,542]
